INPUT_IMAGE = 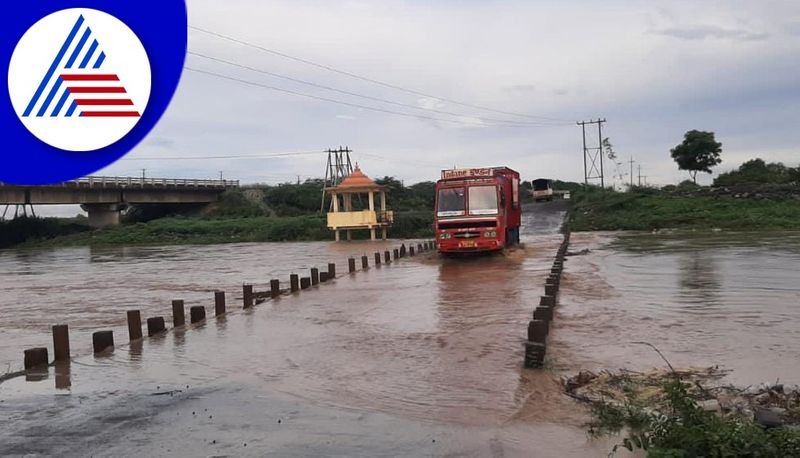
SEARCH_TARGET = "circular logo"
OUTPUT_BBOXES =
[8,8,151,152]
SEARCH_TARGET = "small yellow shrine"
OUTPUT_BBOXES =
[325,166,393,241]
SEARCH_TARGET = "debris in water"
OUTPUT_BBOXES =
[563,367,800,426]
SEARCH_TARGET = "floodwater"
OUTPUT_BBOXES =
[554,230,800,386]
[1,202,798,456]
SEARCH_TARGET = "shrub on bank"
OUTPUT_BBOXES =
[0,216,90,248]
[591,379,800,457]
[569,189,800,231]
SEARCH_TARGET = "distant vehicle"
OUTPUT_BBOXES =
[531,178,554,202]
[434,167,521,253]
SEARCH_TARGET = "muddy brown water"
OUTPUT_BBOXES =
[1,202,798,456]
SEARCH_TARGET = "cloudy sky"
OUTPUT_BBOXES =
[96,0,797,191]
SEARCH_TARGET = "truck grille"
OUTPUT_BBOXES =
[438,220,496,230]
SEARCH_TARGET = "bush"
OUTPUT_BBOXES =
[591,379,800,457]
[0,216,90,248]
[714,159,799,187]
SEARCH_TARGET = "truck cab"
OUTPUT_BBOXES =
[434,167,521,253]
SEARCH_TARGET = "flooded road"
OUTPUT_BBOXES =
[2,202,798,456]
[553,230,800,385]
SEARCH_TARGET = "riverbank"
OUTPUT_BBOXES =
[7,211,434,248]
[568,189,800,231]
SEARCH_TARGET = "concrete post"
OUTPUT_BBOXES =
[393,248,399,259]
[533,306,553,321]
[348,257,356,273]
[384,250,391,263]
[374,252,381,266]
[361,255,368,269]
[190,306,206,324]
[147,317,166,336]
[319,272,329,282]
[52,324,70,361]
[300,277,311,289]
[270,279,281,298]
[328,262,336,278]
[172,300,185,327]
[400,244,406,257]
[310,268,320,285]
[24,348,48,370]
[290,274,299,292]
[524,342,546,368]
[126,311,143,342]
[92,331,114,354]
[215,291,226,315]
[528,319,548,343]
[540,295,556,307]
[243,284,254,308]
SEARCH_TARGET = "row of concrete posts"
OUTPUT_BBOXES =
[21,240,437,372]
[524,230,571,368]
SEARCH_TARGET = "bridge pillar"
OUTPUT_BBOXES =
[80,203,126,228]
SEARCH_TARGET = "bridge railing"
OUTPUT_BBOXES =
[1,176,240,189]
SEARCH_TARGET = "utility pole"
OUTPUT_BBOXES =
[141,168,146,180]
[320,146,354,212]
[628,157,635,189]
[577,118,607,189]
[219,171,223,181]
[638,165,642,187]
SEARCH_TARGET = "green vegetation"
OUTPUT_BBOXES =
[5,178,436,249]
[590,379,800,457]
[714,158,800,187]
[0,216,90,249]
[670,130,723,184]
[571,156,800,232]
[570,190,800,231]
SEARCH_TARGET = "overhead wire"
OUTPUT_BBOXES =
[186,51,568,126]
[188,25,575,123]
[184,66,541,128]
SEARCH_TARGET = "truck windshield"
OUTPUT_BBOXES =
[532,179,551,191]
[437,187,465,216]
[468,186,498,215]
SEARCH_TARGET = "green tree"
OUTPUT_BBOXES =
[670,130,722,184]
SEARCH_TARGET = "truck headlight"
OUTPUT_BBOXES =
[440,233,451,239]
[483,230,496,237]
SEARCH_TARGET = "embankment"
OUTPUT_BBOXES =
[10,211,434,248]
[569,189,800,231]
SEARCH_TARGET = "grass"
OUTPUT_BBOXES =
[570,191,800,231]
[18,211,434,248]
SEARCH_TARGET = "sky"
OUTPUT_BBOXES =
[38,0,800,215]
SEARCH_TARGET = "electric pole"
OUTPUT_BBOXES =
[320,146,354,212]
[628,157,635,189]
[638,165,642,187]
[577,118,607,189]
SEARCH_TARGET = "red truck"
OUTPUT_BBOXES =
[434,167,522,253]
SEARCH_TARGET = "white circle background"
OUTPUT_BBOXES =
[7,8,151,152]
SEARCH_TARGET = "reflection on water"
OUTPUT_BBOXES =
[678,252,721,305]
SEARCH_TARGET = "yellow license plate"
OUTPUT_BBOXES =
[460,241,476,248]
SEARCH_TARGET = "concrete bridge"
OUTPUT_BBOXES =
[0,176,239,227]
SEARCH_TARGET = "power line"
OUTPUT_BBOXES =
[186,51,566,126]
[188,25,574,123]
[184,66,550,128]
[122,150,324,160]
